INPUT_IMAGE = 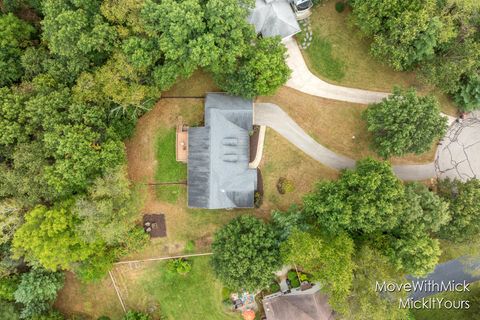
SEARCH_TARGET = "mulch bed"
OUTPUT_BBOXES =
[249,125,260,162]
[256,169,264,196]
[143,214,167,238]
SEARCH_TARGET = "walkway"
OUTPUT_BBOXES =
[254,103,437,181]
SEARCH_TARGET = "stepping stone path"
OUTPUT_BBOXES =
[299,18,313,49]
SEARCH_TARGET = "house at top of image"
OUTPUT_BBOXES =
[248,0,313,41]
[184,93,258,209]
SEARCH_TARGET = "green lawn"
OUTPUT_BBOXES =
[155,128,187,203]
[138,256,240,320]
[299,32,345,81]
[412,282,480,320]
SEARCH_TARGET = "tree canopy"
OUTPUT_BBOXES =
[363,88,447,158]
[304,158,404,234]
[351,0,451,71]
[280,229,354,312]
[13,268,64,319]
[211,216,281,291]
[437,178,480,242]
[303,158,448,276]
[12,201,97,270]
[0,13,35,87]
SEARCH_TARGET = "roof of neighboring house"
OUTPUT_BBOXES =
[187,93,257,209]
[263,285,335,320]
[248,0,301,39]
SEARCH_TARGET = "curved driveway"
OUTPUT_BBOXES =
[285,37,457,124]
[254,103,437,181]
[284,38,388,104]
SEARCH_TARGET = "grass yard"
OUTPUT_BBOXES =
[298,0,457,115]
[412,282,480,320]
[163,69,219,97]
[155,128,187,203]
[54,272,124,320]
[259,129,338,211]
[259,86,438,165]
[113,256,240,320]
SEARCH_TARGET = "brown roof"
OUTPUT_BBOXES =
[263,287,334,320]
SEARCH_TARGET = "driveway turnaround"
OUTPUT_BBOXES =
[254,103,437,181]
[435,113,480,181]
[408,258,480,300]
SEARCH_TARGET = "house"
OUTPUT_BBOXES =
[187,93,258,209]
[248,0,312,41]
[262,284,335,320]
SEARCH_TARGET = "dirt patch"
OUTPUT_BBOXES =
[143,214,167,238]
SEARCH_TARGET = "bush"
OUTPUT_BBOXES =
[269,282,280,293]
[184,240,196,254]
[254,192,263,208]
[335,2,345,13]
[277,178,295,195]
[0,275,20,301]
[287,271,300,288]
[167,259,192,275]
[122,311,150,320]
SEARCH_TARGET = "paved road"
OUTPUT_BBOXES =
[408,258,480,300]
[254,103,437,181]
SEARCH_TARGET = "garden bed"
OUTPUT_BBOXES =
[143,214,167,238]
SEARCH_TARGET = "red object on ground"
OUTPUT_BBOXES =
[242,309,256,320]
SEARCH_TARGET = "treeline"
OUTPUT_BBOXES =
[211,158,480,320]
[0,0,290,318]
[350,0,480,111]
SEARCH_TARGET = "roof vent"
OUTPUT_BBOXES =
[222,137,238,146]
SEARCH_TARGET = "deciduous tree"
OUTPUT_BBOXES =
[304,158,404,234]
[363,88,447,158]
[0,13,35,86]
[214,37,291,98]
[211,216,280,291]
[12,202,98,270]
[437,178,480,242]
[280,229,354,312]
[14,268,64,319]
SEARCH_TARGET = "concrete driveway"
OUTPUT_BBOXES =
[284,38,388,104]
[254,103,438,181]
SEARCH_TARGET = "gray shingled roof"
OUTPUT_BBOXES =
[263,286,334,320]
[187,93,257,209]
[248,0,301,39]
